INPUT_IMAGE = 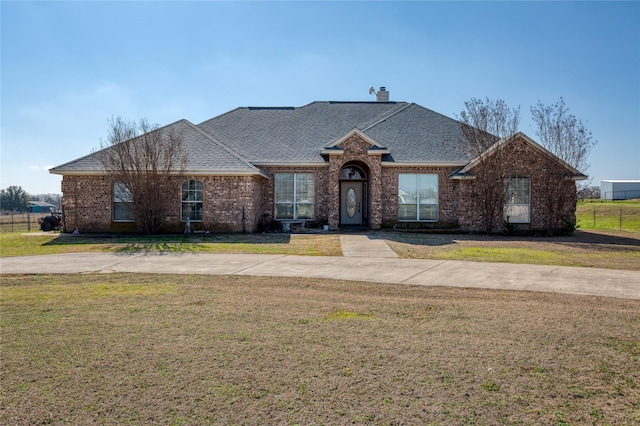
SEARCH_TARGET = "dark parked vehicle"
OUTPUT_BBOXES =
[38,213,63,231]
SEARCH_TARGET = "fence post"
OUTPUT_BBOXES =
[620,207,622,231]
[593,207,596,228]
[27,212,30,231]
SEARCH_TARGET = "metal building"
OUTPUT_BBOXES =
[600,180,640,200]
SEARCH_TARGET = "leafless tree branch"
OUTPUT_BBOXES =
[458,98,521,233]
[530,97,595,173]
[97,117,188,234]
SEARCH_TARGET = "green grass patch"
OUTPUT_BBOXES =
[429,246,640,269]
[384,230,640,270]
[0,232,343,257]
[577,200,640,232]
[436,247,569,265]
[325,309,373,321]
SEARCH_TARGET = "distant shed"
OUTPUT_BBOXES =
[600,180,640,200]
[29,201,55,213]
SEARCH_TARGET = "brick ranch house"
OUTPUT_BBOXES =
[50,88,586,233]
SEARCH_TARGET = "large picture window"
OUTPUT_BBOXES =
[504,176,530,223]
[275,173,315,220]
[398,174,438,221]
[113,181,134,222]
[181,180,203,222]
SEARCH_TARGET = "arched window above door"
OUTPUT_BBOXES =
[339,165,367,180]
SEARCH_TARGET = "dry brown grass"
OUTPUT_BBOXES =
[2,273,639,424]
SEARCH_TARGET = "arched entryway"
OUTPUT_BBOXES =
[339,163,369,226]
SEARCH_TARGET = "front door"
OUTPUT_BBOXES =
[340,182,363,225]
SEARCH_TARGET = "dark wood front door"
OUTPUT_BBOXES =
[340,182,363,225]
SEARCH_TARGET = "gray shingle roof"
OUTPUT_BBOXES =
[51,101,473,175]
[197,102,421,164]
[196,101,470,165]
[364,104,469,164]
[50,119,262,175]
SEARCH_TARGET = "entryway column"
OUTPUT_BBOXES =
[327,157,341,228]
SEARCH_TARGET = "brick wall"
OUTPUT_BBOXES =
[327,135,383,228]
[60,136,577,234]
[381,166,461,227]
[456,137,578,233]
[61,174,264,233]
[61,175,114,232]
[259,166,330,225]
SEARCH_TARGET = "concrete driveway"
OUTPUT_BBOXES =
[2,252,639,300]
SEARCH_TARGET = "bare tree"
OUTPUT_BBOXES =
[458,98,521,233]
[530,97,595,173]
[97,117,188,234]
[577,184,600,201]
[531,98,593,233]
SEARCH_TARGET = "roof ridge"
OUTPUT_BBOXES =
[406,103,467,127]
[197,107,245,127]
[361,102,415,131]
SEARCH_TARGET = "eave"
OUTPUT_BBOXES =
[383,161,468,168]
[320,148,391,156]
[49,169,270,179]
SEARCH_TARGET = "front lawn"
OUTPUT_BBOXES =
[2,274,638,424]
[0,232,343,257]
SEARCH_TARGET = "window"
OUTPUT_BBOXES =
[398,174,438,221]
[504,176,530,223]
[113,181,134,222]
[181,180,203,222]
[275,173,315,220]
[339,165,366,180]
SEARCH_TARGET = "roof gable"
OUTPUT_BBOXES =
[320,129,391,156]
[451,132,587,180]
[50,119,264,176]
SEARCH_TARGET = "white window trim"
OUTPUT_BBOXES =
[398,174,439,222]
[504,176,531,224]
[181,180,203,222]
[274,173,315,221]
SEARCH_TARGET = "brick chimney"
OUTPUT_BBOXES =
[376,86,389,102]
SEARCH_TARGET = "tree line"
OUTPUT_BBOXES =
[0,186,61,213]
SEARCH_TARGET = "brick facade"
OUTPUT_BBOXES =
[60,135,577,234]
[456,138,577,232]
[327,135,383,228]
[258,166,329,225]
[381,166,461,227]
[61,175,263,233]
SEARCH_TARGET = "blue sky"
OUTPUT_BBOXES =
[2,1,639,194]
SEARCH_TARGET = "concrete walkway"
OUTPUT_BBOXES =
[341,234,398,258]
[2,252,639,300]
